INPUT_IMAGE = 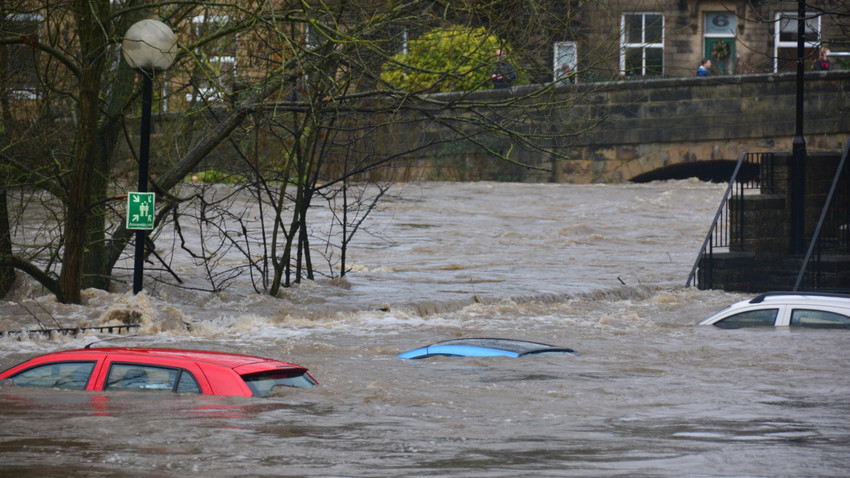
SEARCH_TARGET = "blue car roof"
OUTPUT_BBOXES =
[398,338,578,359]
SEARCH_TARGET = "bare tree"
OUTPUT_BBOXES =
[1,0,608,302]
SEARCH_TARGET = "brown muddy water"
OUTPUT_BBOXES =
[1,181,848,476]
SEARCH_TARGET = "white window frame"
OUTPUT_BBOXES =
[7,13,44,22]
[704,12,736,38]
[305,20,335,50]
[774,12,821,72]
[620,12,665,77]
[5,13,44,98]
[401,29,409,56]
[553,41,577,83]
[187,15,237,102]
[185,87,224,102]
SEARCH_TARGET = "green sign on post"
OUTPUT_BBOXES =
[127,192,155,230]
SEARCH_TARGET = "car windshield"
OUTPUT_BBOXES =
[241,370,317,397]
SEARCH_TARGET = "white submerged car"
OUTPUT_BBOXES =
[700,292,850,329]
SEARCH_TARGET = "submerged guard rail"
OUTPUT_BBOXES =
[1,324,139,339]
[686,152,775,288]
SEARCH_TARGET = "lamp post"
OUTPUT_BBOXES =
[790,1,807,254]
[122,20,177,294]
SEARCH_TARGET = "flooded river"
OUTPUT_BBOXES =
[2,181,849,476]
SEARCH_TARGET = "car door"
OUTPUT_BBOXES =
[95,354,212,394]
[787,306,850,328]
[3,359,100,391]
[711,304,787,328]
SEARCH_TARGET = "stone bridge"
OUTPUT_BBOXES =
[390,70,850,183]
[138,71,849,184]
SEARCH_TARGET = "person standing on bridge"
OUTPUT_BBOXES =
[492,49,517,89]
[697,58,711,77]
[814,47,831,71]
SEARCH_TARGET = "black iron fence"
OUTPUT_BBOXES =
[795,140,850,290]
[686,152,776,288]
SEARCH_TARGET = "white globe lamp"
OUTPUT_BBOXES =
[122,19,177,71]
[123,19,177,294]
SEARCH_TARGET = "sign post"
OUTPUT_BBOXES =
[128,190,154,294]
[127,192,155,230]
[123,19,176,294]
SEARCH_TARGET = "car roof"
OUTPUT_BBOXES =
[700,291,850,326]
[35,347,304,371]
[398,338,578,359]
[747,291,850,305]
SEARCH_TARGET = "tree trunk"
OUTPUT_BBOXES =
[61,0,109,303]
[0,187,14,296]
[82,84,135,291]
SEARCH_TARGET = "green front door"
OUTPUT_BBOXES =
[705,38,735,75]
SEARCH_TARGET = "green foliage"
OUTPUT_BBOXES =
[381,26,508,92]
[189,169,244,184]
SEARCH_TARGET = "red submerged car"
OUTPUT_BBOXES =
[0,347,317,397]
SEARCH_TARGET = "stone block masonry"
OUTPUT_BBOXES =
[387,70,849,183]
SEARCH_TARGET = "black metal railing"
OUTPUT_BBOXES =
[0,324,139,340]
[686,152,776,288]
[794,140,850,291]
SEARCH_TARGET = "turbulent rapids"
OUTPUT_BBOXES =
[2,181,849,476]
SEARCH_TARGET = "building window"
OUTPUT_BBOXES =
[553,41,577,84]
[3,14,43,98]
[305,16,335,51]
[774,12,820,73]
[388,27,408,57]
[704,12,736,75]
[621,13,664,78]
[186,15,237,103]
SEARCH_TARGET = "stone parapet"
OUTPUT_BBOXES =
[391,71,849,183]
[130,71,849,184]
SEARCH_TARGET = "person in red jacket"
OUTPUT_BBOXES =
[814,47,831,71]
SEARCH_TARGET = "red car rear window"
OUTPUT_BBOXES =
[241,370,317,397]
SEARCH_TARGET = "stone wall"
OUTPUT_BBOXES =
[138,70,850,185]
[559,72,849,183]
[569,71,841,182]
[387,70,850,183]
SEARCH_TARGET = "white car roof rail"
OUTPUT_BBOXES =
[749,291,850,304]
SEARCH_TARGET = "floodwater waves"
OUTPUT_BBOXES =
[2,181,848,476]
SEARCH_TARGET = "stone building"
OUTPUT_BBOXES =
[2,1,847,182]
[555,1,847,83]
[4,1,847,107]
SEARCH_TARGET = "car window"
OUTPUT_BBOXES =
[175,370,201,394]
[9,361,95,390]
[105,363,199,393]
[714,308,778,328]
[790,308,850,328]
[241,371,317,397]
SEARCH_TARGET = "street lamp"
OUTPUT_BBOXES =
[791,1,807,254]
[122,19,177,294]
